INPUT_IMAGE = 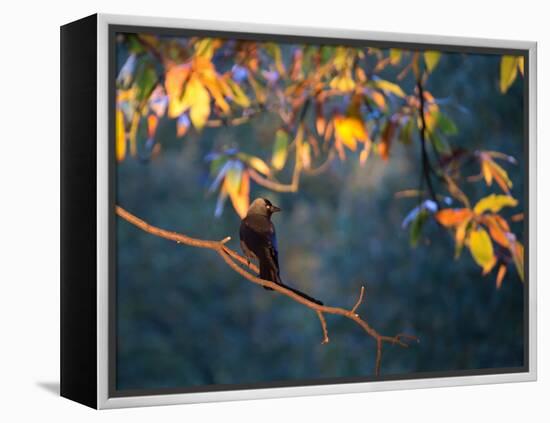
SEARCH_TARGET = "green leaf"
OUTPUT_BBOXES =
[410,209,428,247]
[272,130,289,170]
[436,112,458,135]
[430,131,451,155]
[134,62,158,103]
[473,194,518,215]
[424,51,441,73]
[469,227,496,274]
[500,56,519,94]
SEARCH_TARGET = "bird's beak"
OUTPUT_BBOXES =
[271,205,281,213]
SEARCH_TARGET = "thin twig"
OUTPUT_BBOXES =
[351,286,366,315]
[115,206,417,376]
[316,311,330,344]
[416,79,440,209]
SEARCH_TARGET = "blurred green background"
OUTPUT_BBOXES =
[115,44,525,392]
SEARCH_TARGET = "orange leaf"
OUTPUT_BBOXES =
[435,208,472,227]
[496,264,507,289]
[482,214,511,247]
[147,114,158,139]
[115,108,127,162]
[379,121,395,161]
[165,64,191,118]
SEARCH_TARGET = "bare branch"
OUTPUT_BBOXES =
[316,311,330,344]
[351,286,366,315]
[116,206,417,376]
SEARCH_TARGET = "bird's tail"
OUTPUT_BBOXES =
[278,282,324,306]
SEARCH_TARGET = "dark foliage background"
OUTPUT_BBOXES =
[115,41,525,391]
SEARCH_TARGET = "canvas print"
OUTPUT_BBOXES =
[113,29,527,394]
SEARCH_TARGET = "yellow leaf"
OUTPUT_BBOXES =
[496,264,507,289]
[370,91,386,110]
[375,79,406,97]
[389,49,402,65]
[115,108,126,162]
[165,65,191,118]
[329,73,356,92]
[201,72,230,113]
[500,55,519,94]
[184,77,211,130]
[226,78,251,108]
[473,194,518,215]
[223,161,243,196]
[333,115,368,151]
[518,56,524,76]
[272,130,289,170]
[469,227,496,274]
[435,208,472,227]
[247,156,271,175]
[228,170,250,219]
[424,51,441,73]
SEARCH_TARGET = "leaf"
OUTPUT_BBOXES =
[214,183,228,218]
[333,115,368,152]
[369,91,386,110]
[147,114,159,139]
[374,79,406,97]
[496,264,507,289]
[389,49,402,65]
[134,63,158,103]
[185,76,211,130]
[424,51,441,73]
[473,194,518,215]
[226,78,251,108]
[272,130,289,170]
[455,218,471,258]
[410,209,428,247]
[479,152,513,193]
[165,65,191,118]
[436,112,458,135]
[329,73,356,92]
[482,214,511,247]
[469,227,497,274]
[430,132,451,155]
[208,159,232,193]
[518,56,524,76]
[115,108,127,162]
[228,169,250,218]
[378,121,396,161]
[359,140,372,167]
[245,155,271,175]
[435,208,472,227]
[510,239,524,281]
[224,160,243,196]
[500,55,519,94]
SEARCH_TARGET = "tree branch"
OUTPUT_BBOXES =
[416,79,440,209]
[115,205,417,376]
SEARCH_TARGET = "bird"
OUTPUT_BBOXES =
[239,198,323,305]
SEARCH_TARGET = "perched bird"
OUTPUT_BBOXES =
[240,198,323,305]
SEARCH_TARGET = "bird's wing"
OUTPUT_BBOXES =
[240,217,281,283]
